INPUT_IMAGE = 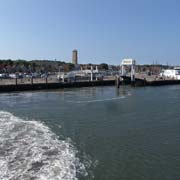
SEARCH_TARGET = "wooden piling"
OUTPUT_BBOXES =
[45,77,48,88]
[31,77,33,85]
[115,76,120,88]
[15,78,17,86]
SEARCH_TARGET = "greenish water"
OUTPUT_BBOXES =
[0,85,180,180]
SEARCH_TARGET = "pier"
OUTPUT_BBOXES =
[0,79,115,92]
[0,76,180,93]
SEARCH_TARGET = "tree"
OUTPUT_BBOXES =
[99,63,108,70]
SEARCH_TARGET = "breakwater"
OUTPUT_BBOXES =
[145,79,180,86]
[0,80,115,92]
[0,79,180,92]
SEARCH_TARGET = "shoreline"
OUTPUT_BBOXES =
[0,79,180,93]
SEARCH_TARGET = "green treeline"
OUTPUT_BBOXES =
[0,59,75,73]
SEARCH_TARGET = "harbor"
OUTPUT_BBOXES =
[1,1,180,179]
[1,77,180,93]
[1,51,180,92]
[0,58,180,92]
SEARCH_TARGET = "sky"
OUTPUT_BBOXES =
[0,0,180,65]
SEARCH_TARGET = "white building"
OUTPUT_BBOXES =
[121,58,136,81]
[160,67,180,80]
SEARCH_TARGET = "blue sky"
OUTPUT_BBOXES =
[0,0,180,65]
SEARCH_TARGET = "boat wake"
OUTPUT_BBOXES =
[67,96,126,104]
[0,111,87,180]
[68,96,125,104]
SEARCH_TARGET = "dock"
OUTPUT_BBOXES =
[0,79,115,92]
[0,76,180,93]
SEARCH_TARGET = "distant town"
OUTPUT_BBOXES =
[0,49,180,92]
[0,49,174,79]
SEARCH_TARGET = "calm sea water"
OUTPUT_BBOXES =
[0,85,180,180]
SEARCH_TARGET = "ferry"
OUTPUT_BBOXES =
[160,67,180,80]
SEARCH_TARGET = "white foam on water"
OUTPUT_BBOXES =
[0,111,87,180]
